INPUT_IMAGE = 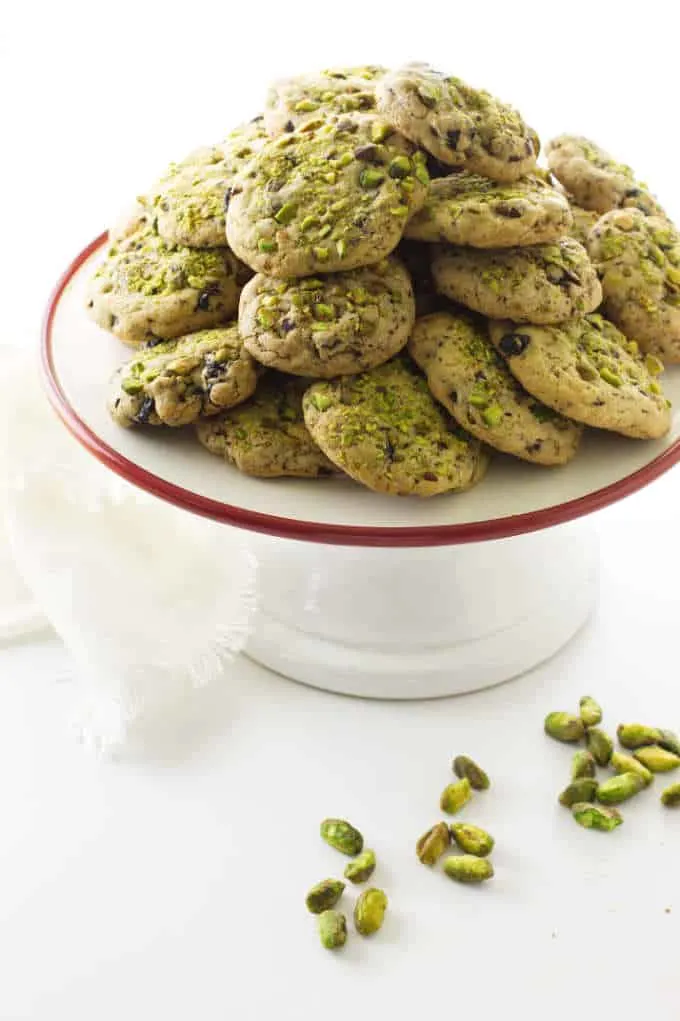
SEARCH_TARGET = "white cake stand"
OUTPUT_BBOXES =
[41,235,680,698]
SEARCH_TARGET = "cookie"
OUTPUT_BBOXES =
[196,374,335,478]
[226,117,429,276]
[239,256,415,377]
[86,222,249,346]
[264,66,386,136]
[568,202,599,246]
[405,171,572,247]
[488,314,671,439]
[376,64,539,181]
[302,356,489,497]
[546,135,667,217]
[109,325,259,428]
[150,120,268,248]
[587,209,680,362]
[431,237,602,323]
[409,311,582,465]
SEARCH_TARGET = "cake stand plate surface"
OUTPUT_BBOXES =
[42,238,680,697]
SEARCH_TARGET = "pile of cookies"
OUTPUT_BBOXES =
[90,62,679,498]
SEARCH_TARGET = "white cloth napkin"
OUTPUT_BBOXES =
[0,343,257,753]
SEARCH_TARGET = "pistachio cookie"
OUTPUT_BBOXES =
[264,66,386,136]
[226,117,429,277]
[302,356,489,497]
[150,120,268,248]
[568,203,599,246]
[376,64,539,181]
[196,374,335,478]
[409,311,582,465]
[239,257,415,377]
[431,237,602,324]
[86,223,248,346]
[546,135,666,218]
[405,171,572,247]
[109,325,259,428]
[587,209,680,361]
[488,314,671,439]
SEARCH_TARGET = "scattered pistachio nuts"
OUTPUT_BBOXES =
[443,854,494,884]
[657,729,680,757]
[579,696,603,727]
[318,909,348,950]
[660,782,680,807]
[610,751,654,786]
[571,750,597,780]
[440,778,472,815]
[320,818,364,856]
[453,755,490,790]
[544,712,585,743]
[571,802,623,832]
[306,879,345,914]
[617,723,663,749]
[450,822,495,857]
[558,778,598,808]
[586,727,614,767]
[596,772,646,805]
[633,746,680,773]
[354,888,388,936]
[416,822,451,866]
[344,849,376,884]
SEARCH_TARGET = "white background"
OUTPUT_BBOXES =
[2,1,680,1017]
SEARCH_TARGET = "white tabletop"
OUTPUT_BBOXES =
[3,3,680,1017]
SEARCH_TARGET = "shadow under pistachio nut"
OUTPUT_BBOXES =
[660,782,680,807]
[354,888,388,936]
[450,822,495,857]
[306,879,345,914]
[320,818,364,856]
[571,802,623,832]
[440,778,472,815]
[544,712,585,743]
[586,727,614,767]
[610,751,654,787]
[344,849,376,884]
[558,778,598,808]
[633,746,680,773]
[617,723,663,750]
[443,854,494,884]
[572,750,597,780]
[416,822,451,866]
[318,909,348,950]
[579,696,603,728]
[453,755,490,791]
[596,772,646,805]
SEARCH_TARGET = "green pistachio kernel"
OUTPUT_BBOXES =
[587,727,614,767]
[390,205,410,217]
[314,246,330,261]
[452,755,490,791]
[617,723,663,749]
[440,778,472,815]
[559,778,599,807]
[579,696,603,728]
[371,122,392,143]
[354,888,388,936]
[657,729,680,757]
[572,750,597,780]
[544,712,585,744]
[313,303,335,321]
[481,404,504,428]
[468,389,490,409]
[599,367,623,387]
[572,802,623,832]
[415,164,430,187]
[344,849,376,884]
[274,202,297,225]
[258,238,277,254]
[257,308,276,329]
[318,909,347,950]
[348,287,369,305]
[388,155,413,179]
[301,215,320,232]
[610,751,654,786]
[443,855,494,884]
[450,822,495,857]
[305,879,345,914]
[324,171,337,185]
[645,354,664,376]
[596,772,646,805]
[360,168,385,189]
[416,822,451,866]
[121,378,144,396]
[336,239,347,259]
[633,746,680,773]
[320,818,364,856]
[294,99,320,113]
[337,151,354,168]
[660,782,680,807]
[311,393,333,412]
[316,224,332,240]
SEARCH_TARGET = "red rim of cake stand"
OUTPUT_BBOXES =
[41,233,680,548]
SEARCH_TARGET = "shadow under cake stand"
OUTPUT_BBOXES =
[41,236,680,698]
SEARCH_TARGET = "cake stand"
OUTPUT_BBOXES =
[41,236,680,698]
